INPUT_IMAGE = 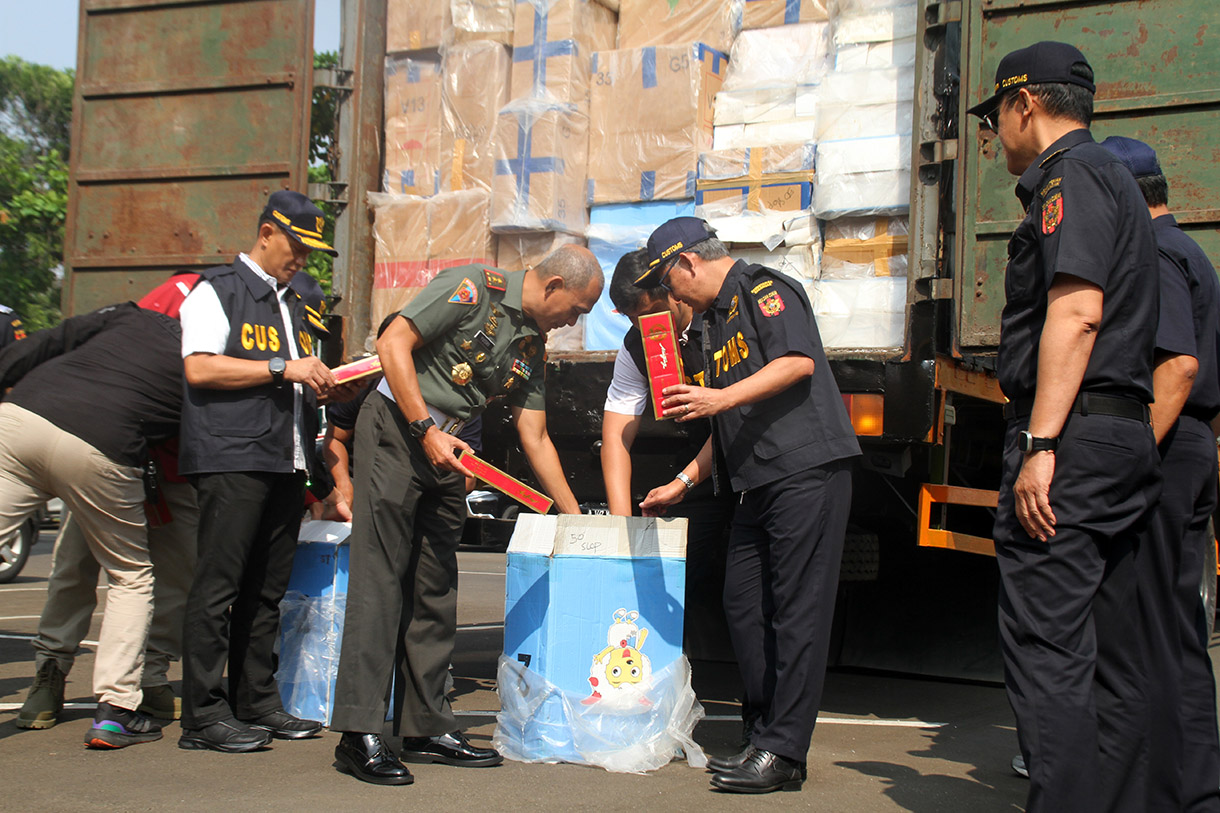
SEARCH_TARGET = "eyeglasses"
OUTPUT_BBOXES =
[658,257,679,291]
[980,111,997,133]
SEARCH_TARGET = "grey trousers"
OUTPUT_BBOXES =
[331,393,466,736]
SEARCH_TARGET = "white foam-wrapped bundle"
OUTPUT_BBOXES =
[813,133,910,218]
[732,243,821,285]
[834,36,917,70]
[816,65,914,142]
[810,277,906,349]
[821,216,908,278]
[831,0,918,50]
[720,23,832,91]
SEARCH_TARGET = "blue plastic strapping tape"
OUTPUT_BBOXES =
[513,6,576,95]
[495,114,564,208]
[640,171,656,201]
[642,48,657,89]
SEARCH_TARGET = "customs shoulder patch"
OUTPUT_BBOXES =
[750,279,773,295]
[727,295,739,323]
[757,290,786,317]
[483,268,507,291]
[1042,191,1064,235]
[449,278,479,305]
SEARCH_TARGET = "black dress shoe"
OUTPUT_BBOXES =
[334,733,414,786]
[707,744,757,773]
[178,719,272,753]
[710,749,806,794]
[400,731,503,767]
[240,709,323,740]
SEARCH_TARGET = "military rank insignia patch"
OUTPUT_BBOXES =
[483,268,507,291]
[727,295,739,323]
[1042,192,1064,235]
[757,290,785,317]
[512,358,531,380]
[449,278,479,305]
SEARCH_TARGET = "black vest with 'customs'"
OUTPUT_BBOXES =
[179,260,314,476]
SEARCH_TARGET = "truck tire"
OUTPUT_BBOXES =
[0,517,35,584]
[1202,520,1217,640]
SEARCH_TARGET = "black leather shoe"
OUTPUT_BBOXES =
[240,710,323,740]
[710,749,805,794]
[707,744,757,773]
[178,719,272,753]
[334,733,414,786]
[400,731,503,767]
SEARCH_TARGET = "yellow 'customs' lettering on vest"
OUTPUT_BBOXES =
[297,330,313,356]
[483,268,507,291]
[691,370,706,387]
[750,280,773,295]
[452,362,473,386]
[449,278,479,305]
[757,291,785,318]
[713,331,750,377]
[1042,191,1064,235]
[727,295,739,324]
[241,323,281,352]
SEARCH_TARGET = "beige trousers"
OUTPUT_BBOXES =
[0,403,152,709]
[34,473,197,686]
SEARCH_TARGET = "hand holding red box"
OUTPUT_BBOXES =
[638,311,685,421]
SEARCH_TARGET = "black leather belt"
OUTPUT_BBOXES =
[1003,392,1149,424]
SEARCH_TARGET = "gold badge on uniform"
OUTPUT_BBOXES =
[461,339,473,352]
[451,362,473,386]
[518,337,537,358]
[475,352,486,363]
[504,375,516,391]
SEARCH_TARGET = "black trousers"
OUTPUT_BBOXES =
[331,393,466,737]
[181,470,305,729]
[1140,415,1220,812]
[996,413,1160,813]
[724,459,852,764]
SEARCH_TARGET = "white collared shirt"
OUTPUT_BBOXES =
[603,319,692,416]
[179,254,307,471]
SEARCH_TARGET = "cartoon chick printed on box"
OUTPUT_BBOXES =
[583,608,653,708]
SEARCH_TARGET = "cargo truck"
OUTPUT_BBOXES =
[61,0,1219,678]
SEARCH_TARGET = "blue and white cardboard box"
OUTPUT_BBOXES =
[277,520,351,726]
[496,514,691,764]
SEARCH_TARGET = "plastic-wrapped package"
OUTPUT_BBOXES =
[721,23,832,92]
[546,316,586,352]
[584,201,695,350]
[618,0,743,54]
[495,514,705,772]
[496,231,587,271]
[510,35,591,108]
[369,190,496,332]
[834,36,917,70]
[491,100,589,234]
[713,116,817,150]
[588,44,728,204]
[440,42,511,193]
[732,243,820,283]
[446,0,515,45]
[816,65,914,142]
[383,57,443,195]
[387,0,446,52]
[741,0,828,30]
[813,133,911,219]
[512,0,617,97]
[810,276,906,348]
[832,1,918,49]
[822,216,908,278]
[696,142,814,214]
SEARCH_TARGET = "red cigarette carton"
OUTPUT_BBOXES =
[638,311,685,421]
[332,355,383,385]
[460,451,554,514]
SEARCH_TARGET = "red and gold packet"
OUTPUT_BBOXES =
[459,451,553,514]
[332,355,383,385]
[638,311,685,421]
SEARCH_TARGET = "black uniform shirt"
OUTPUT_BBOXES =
[0,305,25,349]
[1152,213,1220,421]
[0,302,184,467]
[998,129,1159,404]
[704,260,859,492]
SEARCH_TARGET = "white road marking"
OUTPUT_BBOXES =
[0,586,106,593]
[458,571,504,576]
[458,623,504,631]
[0,613,101,622]
[0,633,97,645]
[0,702,96,712]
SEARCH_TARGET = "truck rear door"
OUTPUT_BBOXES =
[955,1,1220,354]
[63,0,315,315]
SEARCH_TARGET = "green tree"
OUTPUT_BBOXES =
[0,57,73,331]
[305,51,341,297]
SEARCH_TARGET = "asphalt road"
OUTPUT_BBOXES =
[0,530,1203,812]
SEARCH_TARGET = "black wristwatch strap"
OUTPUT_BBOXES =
[409,417,436,439]
[1018,430,1058,453]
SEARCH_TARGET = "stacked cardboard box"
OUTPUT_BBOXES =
[496,231,587,271]
[617,0,742,54]
[383,57,443,196]
[440,41,512,193]
[742,0,829,29]
[448,0,516,45]
[369,190,496,332]
[587,44,728,205]
[510,0,617,107]
[491,100,589,234]
[387,0,446,52]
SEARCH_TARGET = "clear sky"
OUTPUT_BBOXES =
[1,0,342,71]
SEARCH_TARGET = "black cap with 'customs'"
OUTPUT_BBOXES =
[635,217,717,289]
[967,41,1096,122]
[1098,136,1163,179]
[288,270,331,336]
[262,190,338,257]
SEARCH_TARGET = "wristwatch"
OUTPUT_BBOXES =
[268,357,286,388]
[1018,430,1058,454]
[409,417,436,439]
[675,472,696,491]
